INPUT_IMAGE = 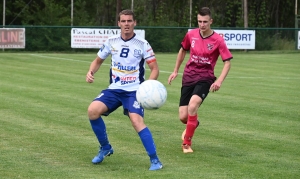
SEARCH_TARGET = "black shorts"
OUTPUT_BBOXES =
[179,82,211,106]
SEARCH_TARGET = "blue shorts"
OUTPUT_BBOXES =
[93,89,144,117]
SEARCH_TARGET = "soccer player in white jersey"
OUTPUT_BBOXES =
[168,7,232,153]
[85,9,162,170]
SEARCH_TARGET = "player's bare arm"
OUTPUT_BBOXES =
[168,48,187,85]
[210,60,231,92]
[86,56,104,83]
[147,59,159,80]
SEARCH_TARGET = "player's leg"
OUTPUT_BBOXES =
[179,105,200,140]
[179,106,188,124]
[179,85,192,124]
[179,106,188,140]
[182,95,202,149]
[179,85,198,153]
[128,112,163,170]
[179,85,192,143]
[124,92,162,170]
[182,82,210,153]
[88,89,121,164]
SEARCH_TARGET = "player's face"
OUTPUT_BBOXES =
[118,15,136,36]
[197,15,212,32]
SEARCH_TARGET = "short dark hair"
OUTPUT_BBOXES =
[118,9,136,21]
[198,7,212,18]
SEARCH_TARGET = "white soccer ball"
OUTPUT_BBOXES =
[136,80,167,110]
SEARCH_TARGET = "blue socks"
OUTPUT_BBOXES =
[90,117,111,150]
[90,118,158,160]
[138,127,158,160]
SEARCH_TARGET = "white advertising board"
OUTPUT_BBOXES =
[71,28,145,49]
[214,30,256,49]
[188,29,256,49]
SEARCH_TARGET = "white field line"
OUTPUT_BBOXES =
[30,53,176,74]
[29,54,299,80]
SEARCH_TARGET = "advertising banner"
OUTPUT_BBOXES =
[0,28,25,49]
[71,28,145,48]
[214,30,256,49]
[188,29,255,49]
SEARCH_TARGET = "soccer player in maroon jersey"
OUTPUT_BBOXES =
[168,7,232,153]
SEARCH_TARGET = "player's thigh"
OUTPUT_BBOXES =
[188,95,202,113]
[179,85,195,106]
[187,83,210,113]
[179,85,194,121]
[88,89,122,118]
[192,82,210,104]
[88,101,108,119]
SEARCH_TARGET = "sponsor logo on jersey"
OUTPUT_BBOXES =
[120,76,137,85]
[191,55,211,64]
[111,46,118,54]
[113,76,120,83]
[133,49,142,58]
[112,62,138,74]
[207,43,214,50]
[112,75,137,85]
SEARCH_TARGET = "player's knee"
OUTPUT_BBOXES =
[131,121,145,132]
[87,106,101,120]
[88,101,107,120]
[180,118,187,124]
[179,107,188,124]
[188,102,201,114]
[179,114,188,124]
[189,96,202,109]
[87,108,97,120]
[129,115,146,132]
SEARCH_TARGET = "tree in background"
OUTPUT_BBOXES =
[0,0,296,28]
[0,0,297,52]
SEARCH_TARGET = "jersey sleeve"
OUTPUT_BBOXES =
[181,32,191,51]
[219,38,233,61]
[143,41,156,64]
[97,40,111,60]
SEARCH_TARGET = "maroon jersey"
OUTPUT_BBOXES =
[181,28,232,86]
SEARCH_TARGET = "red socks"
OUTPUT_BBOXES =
[183,114,198,146]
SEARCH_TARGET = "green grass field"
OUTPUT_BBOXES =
[0,52,299,179]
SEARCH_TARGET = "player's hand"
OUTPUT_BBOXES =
[86,71,94,83]
[168,72,178,85]
[210,81,221,92]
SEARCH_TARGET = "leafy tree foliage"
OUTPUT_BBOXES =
[0,0,296,27]
[0,0,297,52]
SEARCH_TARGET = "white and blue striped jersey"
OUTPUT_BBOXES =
[97,34,156,91]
